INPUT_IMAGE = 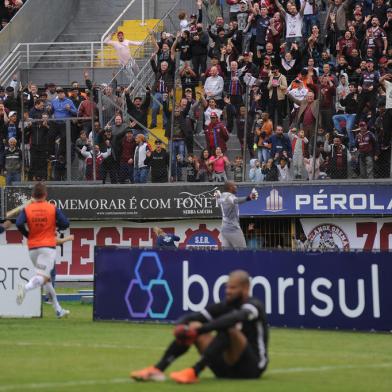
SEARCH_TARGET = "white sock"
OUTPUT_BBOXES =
[44,282,62,313]
[25,275,45,292]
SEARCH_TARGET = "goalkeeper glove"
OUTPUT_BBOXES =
[250,188,259,200]
[173,324,198,346]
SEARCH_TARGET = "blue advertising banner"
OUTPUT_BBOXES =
[238,183,392,216]
[94,248,392,331]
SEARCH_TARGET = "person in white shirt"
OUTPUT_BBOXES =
[133,134,150,183]
[288,80,309,106]
[201,96,223,127]
[277,156,292,181]
[204,66,224,107]
[335,73,350,113]
[288,128,308,179]
[380,73,392,110]
[380,73,392,147]
[104,31,144,79]
[301,0,319,38]
[178,11,189,32]
[287,79,308,125]
[274,0,307,50]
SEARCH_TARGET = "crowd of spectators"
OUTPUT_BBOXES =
[1,0,392,184]
[143,0,392,182]
[0,0,26,31]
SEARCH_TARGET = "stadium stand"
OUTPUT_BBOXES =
[0,0,392,185]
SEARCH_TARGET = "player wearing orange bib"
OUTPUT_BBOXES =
[15,182,70,318]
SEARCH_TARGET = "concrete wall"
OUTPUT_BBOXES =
[21,67,131,87]
[0,0,79,62]
[154,0,196,20]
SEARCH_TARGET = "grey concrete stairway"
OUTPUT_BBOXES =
[56,0,142,43]
[24,0,183,84]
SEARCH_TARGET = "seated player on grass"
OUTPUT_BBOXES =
[130,270,269,384]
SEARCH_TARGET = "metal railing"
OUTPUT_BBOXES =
[0,42,110,86]
[0,0,148,86]
[0,41,151,87]
[97,0,196,141]
[128,0,194,96]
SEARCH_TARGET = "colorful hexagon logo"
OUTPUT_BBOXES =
[124,251,173,319]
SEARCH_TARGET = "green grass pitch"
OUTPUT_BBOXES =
[0,302,391,392]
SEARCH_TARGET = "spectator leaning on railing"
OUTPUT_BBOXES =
[4,136,22,184]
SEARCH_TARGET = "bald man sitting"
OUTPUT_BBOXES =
[130,270,269,384]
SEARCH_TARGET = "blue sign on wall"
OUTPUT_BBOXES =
[94,248,392,331]
[238,184,392,216]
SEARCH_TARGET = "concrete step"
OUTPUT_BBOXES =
[56,33,103,41]
[55,0,142,45]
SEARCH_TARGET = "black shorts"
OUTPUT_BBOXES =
[208,343,265,379]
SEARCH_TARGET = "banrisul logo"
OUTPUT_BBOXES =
[124,251,173,319]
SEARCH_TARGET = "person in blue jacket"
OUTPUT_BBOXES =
[269,126,292,161]
[154,227,180,249]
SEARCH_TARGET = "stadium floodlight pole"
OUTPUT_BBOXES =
[311,86,322,181]
[242,85,250,181]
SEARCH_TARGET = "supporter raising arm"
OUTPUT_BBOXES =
[104,31,144,67]
[274,0,307,50]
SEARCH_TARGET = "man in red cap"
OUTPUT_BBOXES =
[378,57,389,76]
[104,31,147,79]
[204,111,229,155]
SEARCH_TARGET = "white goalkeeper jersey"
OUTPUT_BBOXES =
[217,192,248,233]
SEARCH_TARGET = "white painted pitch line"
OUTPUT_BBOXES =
[268,362,392,374]
[4,341,166,350]
[0,363,391,391]
[0,378,131,392]
[2,341,389,360]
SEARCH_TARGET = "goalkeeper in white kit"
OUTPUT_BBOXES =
[215,181,258,249]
